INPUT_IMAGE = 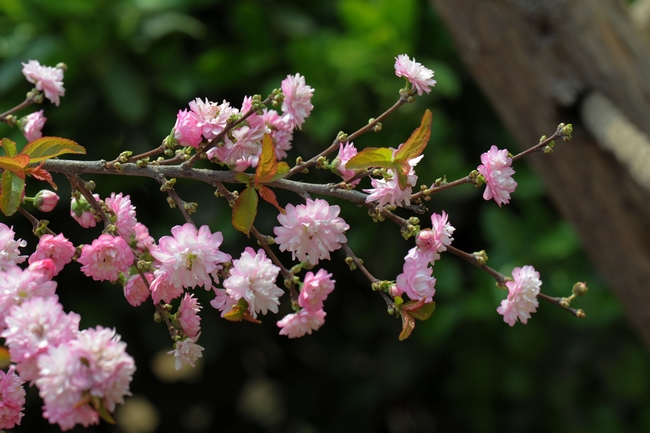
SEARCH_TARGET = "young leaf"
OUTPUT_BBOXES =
[25,163,57,190]
[255,134,278,185]
[402,300,436,321]
[399,311,416,341]
[1,170,25,216]
[393,109,432,162]
[20,136,86,163]
[269,161,290,182]
[257,184,285,214]
[232,186,258,235]
[344,147,394,171]
[1,138,17,157]
[0,155,30,179]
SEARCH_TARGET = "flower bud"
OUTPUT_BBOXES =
[572,281,588,296]
[34,189,59,212]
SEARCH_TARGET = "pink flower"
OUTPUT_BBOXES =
[364,154,422,209]
[0,366,26,429]
[274,198,349,266]
[334,142,359,186]
[497,265,542,326]
[173,109,203,148]
[20,110,46,142]
[28,233,75,276]
[70,194,99,228]
[133,222,155,254]
[149,269,184,304]
[78,234,134,282]
[188,98,237,141]
[477,145,517,207]
[395,247,436,303]
[0,223,27,271]
[168,334,204,370]
[150,223,231,295]
[177,293,201,338]
[277,309,326,338]
[394,54,436,96]
[262,108,294,160]
[415,211,455,263]
[2,296,80,381]
[105,192,138,242]
[210,123,268,171]
[223,247,283,318]
[298,269,335,313]
[209,288,237,317]
[123,273,152,307]
[21,60,65,106]
[281,73,314,130]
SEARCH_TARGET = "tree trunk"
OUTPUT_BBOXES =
[431,0,650,347]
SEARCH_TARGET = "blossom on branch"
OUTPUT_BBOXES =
[415,211,455,263]
[173,109,203,148]
[20,110,46,142]
[123,273,152,307]
[28,233,75,276]
[78,234,134,282]
[274,198,349,266]
[281,73,314,130]
[0,366,25,429]
[70,194,99,228]
[277,309,326,338]
[188,98,237,141]
[298,269,335,313]
[21,60,65,106]
[477,145,517,206]
[364,153,423,210]
[497,265,542,326]
[168,333,204,370]
[105,192,138,242]
[394,54,436,96]
[0,223,27,271]
[395,247,437,303]
[177,293,201,338]
[333,141,360,186]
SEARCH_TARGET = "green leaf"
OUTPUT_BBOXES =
[21,137,86,163]
[234,172,251,185]
[255,134,278,185]
[1,138,17,157]
[406,301,436,321]
[394,109,432,162]
[344,147,394,171]
[1,170,25,216]
[232,186,258,235]
[269,161,290,182]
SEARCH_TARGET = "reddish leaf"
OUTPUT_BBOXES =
[1,170,25,216]
[0,154,29,179]
[394,109,432,162]
[255,134,278,185]
[0,346,9,369]
[399,311,416,341]
[403,301,436,321]
[232,186,258,235]
[21,136,85,163]
[26,163,57,190]
[257,184,285,214]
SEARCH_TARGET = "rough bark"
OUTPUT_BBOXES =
[431,0,650,347]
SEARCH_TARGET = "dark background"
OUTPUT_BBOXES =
[0,0,647,432]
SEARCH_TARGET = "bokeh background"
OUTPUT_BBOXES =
[0,0,648,432]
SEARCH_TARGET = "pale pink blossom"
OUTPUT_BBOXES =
[0,366,26,429]
[70,194,99,228]
[274,198,349,266]
[394,54,436,96]
[123,273,152,307]
[188,98,237,141]
[497,265,542,326]
[149,269,184,304]
[78,234,134,282]
[20,110,46,142]
[281,73,314,130]
[209,288,237,317]
[298,269,335,313]
[277,309,326,338]
[395,247,436,303]
[262,108,294,160]
[334,141,360,186]
[105,192,138,242]
[21,60,65,106]
[168,334,204,370]
[2,296,80,381]
[133,222,155,254]
[364,150,422,209]
[28,233,75,276]
[0,223,27,271]
[477,145,517,207]
[223,247,283,318]
[209,122,268,171]
[173,109,203,148]
[177,293,201,338]
[415,211,455,263]
[150,223,231,296]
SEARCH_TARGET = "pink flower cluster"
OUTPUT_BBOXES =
[477,145,518,206]
[277,269,335,338]
[172,74,313,171]
[394,212,455,303]
[497,265,542,326]
[0,225,135,431]
[21,60,65,106]
[394,54,437,96]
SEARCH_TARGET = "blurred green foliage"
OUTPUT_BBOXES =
[0,0,648,432]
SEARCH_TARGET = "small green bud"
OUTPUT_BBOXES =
[572,282,588,296]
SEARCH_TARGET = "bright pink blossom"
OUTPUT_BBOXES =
[21,60,65,106]
[70,194,99,228]
[477,145,517,206]
[173,109,203,148]
[188,98,237,141]
[209,122,268,171]
[222,247,283,318]
[123,273,152,307]
[78,234,134,282]
[281,73,314,130]
[2,296,80,381]
[0,223,27,271]
[168,334,204,370]
[497,265,542,326]
[298,269,335,313]
[415,211,455,263]
[0,366,26,429]
[105,192,138,242]
[394,54,436,96]
[20,110,46,142]
[177,293,201,338]
[395,247,436,303]
[277,309,326,338]
[150,223,231,298]
[334,142,359,186]
[274,198,349,266]
[28,233,75,276]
